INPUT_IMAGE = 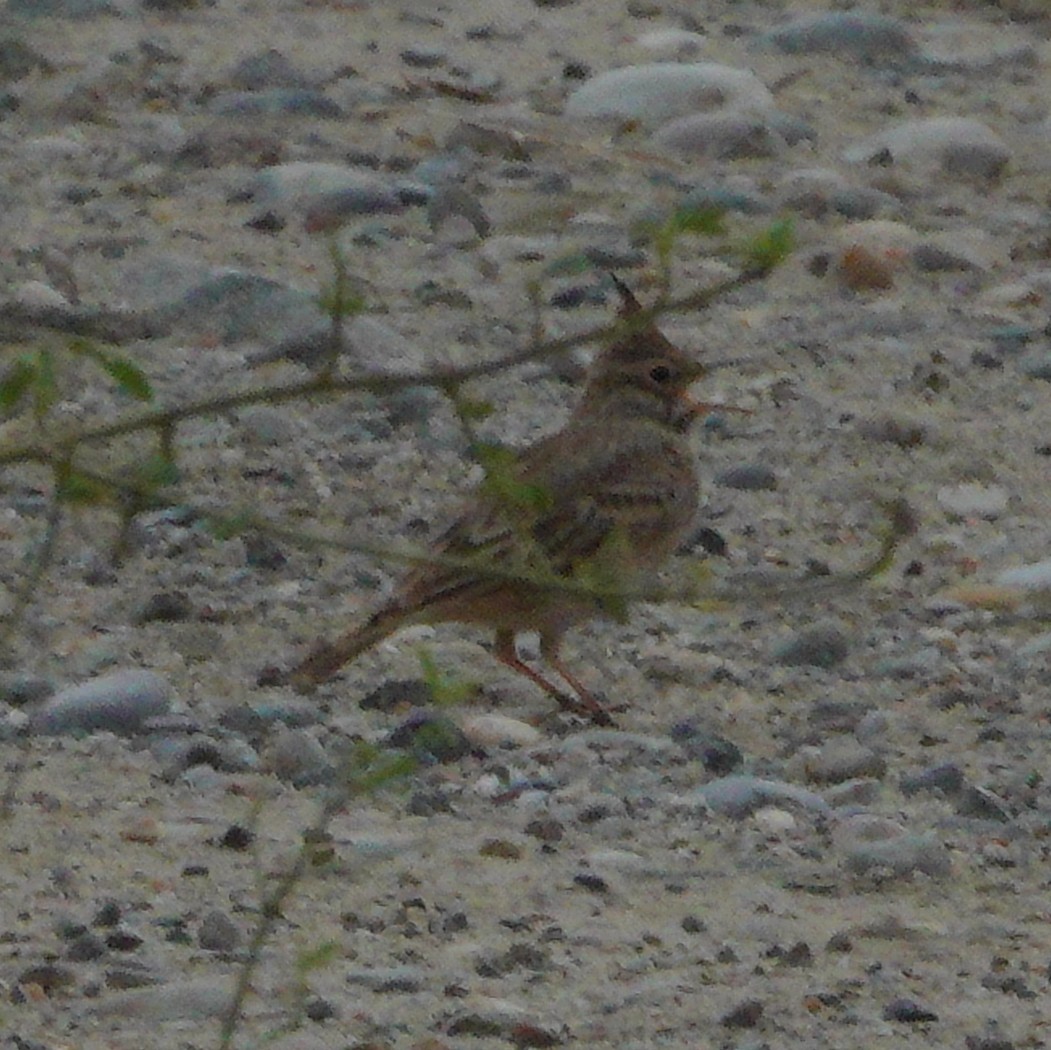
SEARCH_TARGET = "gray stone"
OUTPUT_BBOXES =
[844,118,1011,180]
[773,625,850,669]
[803,740,887,785]
[8,0,114,15]
[206,89,343,118]
[901,763,965,797]
[345,965,425,993]
[265,727,334,786]
[757,13,918,62]
[226,48,309,91]
[87,979,235,1021]
[563,62,774,128]
[696,775,832,819]
[197,911,241,953]
[653,113,786,160]
[840,830,951,878]
[30,670,173,736]
[715,463,777,491]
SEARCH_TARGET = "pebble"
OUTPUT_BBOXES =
[883,998,939,1023]
[900,763,965,797]
[696,775,832,819]
[1020,352,1051,381]
[264,726,334,785]
[631,29,707,59]
[838,825,951,878]
[345,966,425,993]
[756,12,918,62]
[461,714,541,748]
[29,670,174,736]
[715,463,777,491]
[773,624,850,668]
[246,162,407,226]
[87,979,235,1021]
[936,483,1009,520]
[206,89,343,119]
[797,740,887,785]
[387,711,472,763]
[996,560,1051,592]
[652,112,786,160]
[9,0,114,16]
[563,62,774,128]
[844,118,1012,180]
[226,48,311,91]
[198,910,242,953]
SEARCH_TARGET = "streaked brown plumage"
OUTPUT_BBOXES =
[286,277,709,721]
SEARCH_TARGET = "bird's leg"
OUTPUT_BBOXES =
[494,628,583,714]
[539,631,614,726]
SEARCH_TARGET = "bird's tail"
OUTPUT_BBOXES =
[286,607,405,693]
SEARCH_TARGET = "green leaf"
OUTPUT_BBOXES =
[134,453,180,490]
[456,397,494,422]
[474,442,553,513]
[67,338,153,402]
[100,354,153,402]
[32,349,58,421]
[317,285,367,318]
[342,742,416,795]
[669,204,726,237]
[418,647,476,706]
[744,218,794,272]
[296,941,340,974]
[0,358,36,411]
[208,511,254,541]
[571,525,632,622]
[56,468,109,506]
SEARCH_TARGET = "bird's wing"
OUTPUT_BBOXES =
[389,420,695,617]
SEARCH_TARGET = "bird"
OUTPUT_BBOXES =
[283,276,712,723]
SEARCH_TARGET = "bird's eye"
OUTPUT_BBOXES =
[650,365,672,383]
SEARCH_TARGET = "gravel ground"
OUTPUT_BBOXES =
[2,2,1051,1048]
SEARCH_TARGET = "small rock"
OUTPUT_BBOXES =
[801,740,887,785]
[135,590,193,624]
[845,118,1011,180]
[87,979,235,1021]
[721,999,763,1028]
[1020,352,1051,381]
[996,560,1051,592]
[757,13,917,62]
[461,715,541,749]
[563,62,774,128]
[937,483,1009,520]
[883,998,939,1023]
[265,726,332,785]
[715,463,777,491]
[672,723,743,774]
[957,785,1012,822]
[198,911,241,954]
[900,763,965,797]
[206,89,343,119]
[344,966,424,993]
[838,245,896,291]
[696,775,831,819]
[29,670,173,736]
[839,826,950,878]
[226,48,309,91]
[652,112,785,160]
[855,415,926,448]
[773,624,850,668]
[387,712,472,763]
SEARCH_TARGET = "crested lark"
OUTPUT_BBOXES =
[285,277,711,721]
